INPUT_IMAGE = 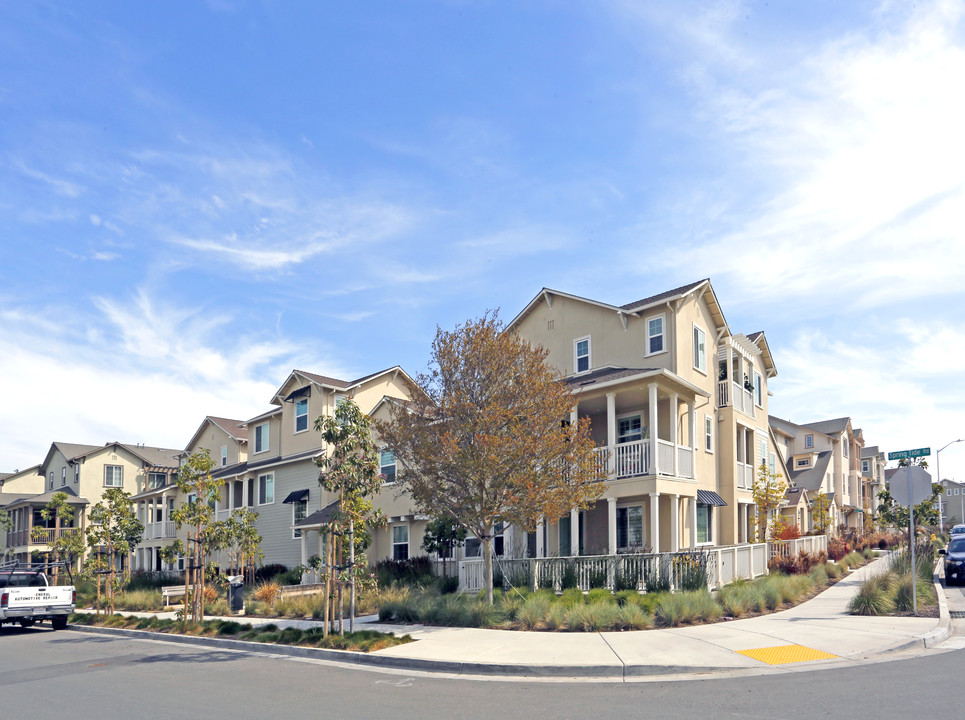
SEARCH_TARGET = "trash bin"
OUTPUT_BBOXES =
[227,575,244,614]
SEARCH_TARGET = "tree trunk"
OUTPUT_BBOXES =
[483,536,494,605]
[349,517,355,634]
[323,535,331,638]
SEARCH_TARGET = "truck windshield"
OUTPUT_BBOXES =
[0,573,47,588]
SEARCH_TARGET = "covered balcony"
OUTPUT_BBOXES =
[716,337,762,419]
[569,367,707,483]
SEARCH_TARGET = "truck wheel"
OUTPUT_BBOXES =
[51,616,68,631]
[19,619,35,629]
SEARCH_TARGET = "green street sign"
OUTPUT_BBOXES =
[888,447,931,460]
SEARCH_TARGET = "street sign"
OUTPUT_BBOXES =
[888,447,931,460]
[889,465,932,507]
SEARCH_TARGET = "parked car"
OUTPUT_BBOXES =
[950,524,965,536]
[0,562,75,630]
[941,536,965,586]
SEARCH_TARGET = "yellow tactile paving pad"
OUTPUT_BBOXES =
[736,644,838,665]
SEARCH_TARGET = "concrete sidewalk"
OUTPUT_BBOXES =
[74,555,953,680]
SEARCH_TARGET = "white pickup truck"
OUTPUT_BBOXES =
[0,562,75,630]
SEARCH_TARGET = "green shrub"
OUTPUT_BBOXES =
[719,583,755,618]
[643,561,671,594]
[893,573,936,612]
[518,594,552,630]
[615,590,642,607]
[587,566,608,589]
[560,563,579,590]
[617,602,652,630]
[825,561,842,579]
[437,575,460,594]
[373,556,435,587]
[761,578,785,610]
[809,564,828,587]
[586,588,615,605]
[675,552,709,592]
[654,594,685,627]
[565,602,620,631]
[545,603,567,631]
[843,551,864,568]
[680,590,721,624]
[559,588,584,608]
[111,589,164,612]
[848,573,896,615]
[614,567,639,592]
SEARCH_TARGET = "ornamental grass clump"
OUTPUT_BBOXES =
[848,573,896,615]
[617,602,652,630]
[565,602,621,632]
[824,561,842,579]
[586,588,616,605]
[809,564,828,587]
[112,590,164,612]
[253,582,281,607]
[893,574,936,612]
[545,603,567,631]
[718,582,756,618]
[559,588,585,608]
[517,594,552,630]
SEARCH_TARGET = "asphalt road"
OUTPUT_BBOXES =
[1,622,963,720]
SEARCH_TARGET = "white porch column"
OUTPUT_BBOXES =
[300,531,307,567]
[740,503,747,544]
[535,519,545,558]
[607,499,617,555]
[648,383,659,475]
[649,492,660,553]
[670,392,679,476]
[606,392,617,477]
[670,494,680,552]
[504,524,515,559]
[688,401,697,480]
[242,479,248,508]
[690,497,698,548]
[570,508,580,556]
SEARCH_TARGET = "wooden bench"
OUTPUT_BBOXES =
[161,586,187,607]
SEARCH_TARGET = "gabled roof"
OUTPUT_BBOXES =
[788,451,833,494]
[293,500,340,529]
[769,415,803,439]
[184,415,249,454]
[800,417,851,436]
[272,366,414,406]
[507,279,729,335]
[747,331,777,377]
[43,442,102,470]
[862,445,882,458]
[118,445,182,469]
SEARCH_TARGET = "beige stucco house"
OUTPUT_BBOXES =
[503,278,778,556]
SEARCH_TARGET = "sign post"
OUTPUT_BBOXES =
[888,447,931,615]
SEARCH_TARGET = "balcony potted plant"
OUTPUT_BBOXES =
[743,374,754,392]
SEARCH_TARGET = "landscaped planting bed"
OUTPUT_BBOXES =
[376,548,876,632]
[68,613,412,652]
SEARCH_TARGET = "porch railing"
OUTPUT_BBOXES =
[615,439,650,478]
[147,521,177,539]
[7,528,82,546]
[737,462,754,489]
[458,543,770,594]
[770,535,828,559]
[596,440,694,480]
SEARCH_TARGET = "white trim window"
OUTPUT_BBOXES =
[464,525,505,558]
[616,506,644,550]
[392,525,409,561]
[693,325,706,373]
[646,314,665,356]
[704,415,713,453]
[861,459,870,474]
[574,336,591,374]
[753,372,763,407]
[48,472,54,490]
[294,398,309,433]
[148,472,167,490]
[293,498,308,539]
[617,414,644,444]
[258,473,274,505]
[380,450,397,484]
[796,458,810,468]
[759,439,767,470]
[104,465,123,488]
[73,464,80,484]
[61,467,67,486]
[221,445,228,467]
[254,422,269,454]
[696,504,713,544]
[805,434,814,449]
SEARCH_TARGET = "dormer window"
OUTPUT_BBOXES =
[647,314,665,356]
[295,397,309,433]
[796,458,810,468]
[574,337,590,374]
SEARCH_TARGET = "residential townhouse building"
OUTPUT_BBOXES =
[506,278,779,556]
[860,445,887,523]
[1,442,180,566]
[940,479,965,527]
[134,368,419,575]
[770,415,872,531]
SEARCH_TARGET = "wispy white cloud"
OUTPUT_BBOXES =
[15,161,84,198]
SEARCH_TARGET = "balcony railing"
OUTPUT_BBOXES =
[146,521,177,539]
[717,380,756,418]
[593,439,694,480]
[6,527,82,547]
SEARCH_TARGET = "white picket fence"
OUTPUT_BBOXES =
[458,543,770,594]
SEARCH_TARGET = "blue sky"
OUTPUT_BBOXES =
[2,1,964,484]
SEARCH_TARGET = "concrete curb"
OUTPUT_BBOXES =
[923,567,952,649]
[67,624,727,679]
